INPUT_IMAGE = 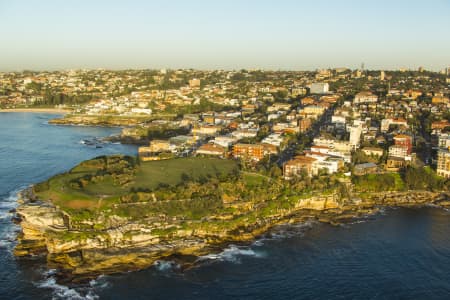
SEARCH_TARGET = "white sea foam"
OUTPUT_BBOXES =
[0,188,23,249]
[198,244,266,264]
[153,260,180,272]
[89,275,110,290]
[36,276,101,300]
[254,220,316,245]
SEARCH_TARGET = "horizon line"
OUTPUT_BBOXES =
[1,65,448,73]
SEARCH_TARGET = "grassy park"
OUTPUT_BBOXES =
[34,155,239,218]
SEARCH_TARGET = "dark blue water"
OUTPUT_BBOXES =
[1,113,450,299]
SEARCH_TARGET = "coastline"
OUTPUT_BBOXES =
[0,108,71,114]
[13,185,450,281]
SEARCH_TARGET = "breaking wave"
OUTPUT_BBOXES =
[253,220,316,246]
[35,272,110,300]
[0,187,24,251]
[198,244,266,264]
[35,276,99,300]
[153,260,180,272]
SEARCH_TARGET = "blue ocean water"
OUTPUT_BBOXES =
[0,113,449,299]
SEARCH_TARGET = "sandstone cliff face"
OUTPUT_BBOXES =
[13,189,450,278]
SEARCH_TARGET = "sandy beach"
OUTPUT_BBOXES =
[0,108,70,114]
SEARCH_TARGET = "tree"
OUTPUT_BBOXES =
[269,165,282,178]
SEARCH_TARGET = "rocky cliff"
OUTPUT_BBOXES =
[13,188,449,280]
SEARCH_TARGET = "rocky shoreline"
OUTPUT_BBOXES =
[12,187,450,282]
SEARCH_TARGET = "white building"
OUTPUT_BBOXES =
[213,136,238,148]
[262,133,284,147]
[309,82,329,94]
[331,115,346,125]
[437,149,450,178]
[312,157,343,175]
[381,118,409,132]
[389,145,408,158]
[349,125,362,149]
[354,92,378,104]
[438,133,450,149]
[231,129,258,139]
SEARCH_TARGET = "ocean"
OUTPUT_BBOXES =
[0,113,449,299]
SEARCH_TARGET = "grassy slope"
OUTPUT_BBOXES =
[133,157,238,189]
[35,156,238,215]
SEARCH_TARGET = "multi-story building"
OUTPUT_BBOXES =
[361,147,384,157]
[393,134,412,154]
[301,105,325,117]
[431,95,449,104]
[283,156,317,179]
[196,143,227,157]
[389,145,408,158]
[233,144,264,161]
[381,118,409,132]
[309,82,329,94]
[354,91,378,104]
[189,78,201,89]
[349,125,362,149]
[437,149,450,178]
[438,133,450,149]
[298,118,312,133]
[192,125,221,136]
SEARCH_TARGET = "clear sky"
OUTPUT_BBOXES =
[1,0,449,71]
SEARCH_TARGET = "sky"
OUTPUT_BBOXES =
[0,0,450,71]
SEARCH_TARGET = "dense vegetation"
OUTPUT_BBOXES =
[34,156,239,223]
[352,167,449,192]
[33,153,449,231]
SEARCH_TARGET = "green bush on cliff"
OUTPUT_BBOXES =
[403,166,445,191]
[352,173,403,192]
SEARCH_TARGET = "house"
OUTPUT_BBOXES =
[196,143,227,157]
[361,147,384,157]
[138,139,174,160]
[192,125,221,136]
[385,156,406,171]
[189,78,201,89]
[381,118,408,132]
[438,133,450,149]
[431,95,449,104]
[202,112,215,124]
[311,145,332,154]
[267,103,291,112]
[301,105,325,116]
[298,118,312,132]
[262,133,284,147]
[312,157,344,175]
[284,156,317,179]
[331,115,346,127]
[151,139,172,151]
[301,97,316,106]
[213,136,238,148]
[231,128,258,139]
[431,121,450,133]
[353,162,378,175]
[354,92,378,104]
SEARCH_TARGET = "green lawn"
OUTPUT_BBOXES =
[132,157,238,190]
[35,156,238,214]
[242,172,268,187]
